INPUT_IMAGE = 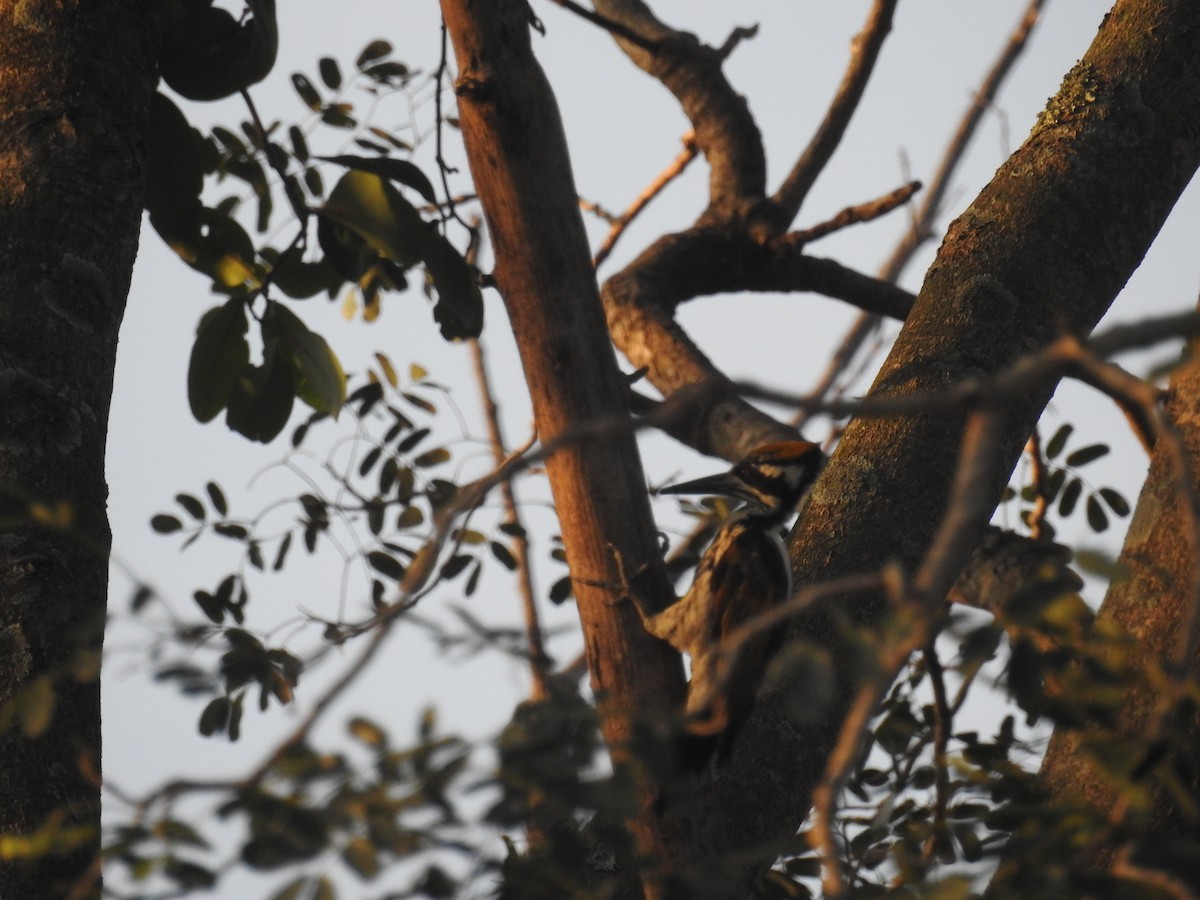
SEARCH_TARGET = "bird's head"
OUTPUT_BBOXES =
[659,440,824,523]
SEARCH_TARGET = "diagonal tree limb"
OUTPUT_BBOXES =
[770,0,899,230]
[440,3,689,895]
[798,0,1050,435]
[706,2,1200,889]
[591,0,768,220]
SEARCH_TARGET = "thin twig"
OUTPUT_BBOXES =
[579,196,620,225]
[921,639,953,867]
[593,130,698,268]
[773,0,898,223]
[1025,429,1050,539]
[435,21,471,231]
[913,411,1007,603]
[470,339,551,698]
[797,0,1048,432]
[785,180,921,247]
[546,0,661,52]
[1111,846,1200,900]
[740,311,1200,422]
[879,0,1048,284]
[809,576,919,898]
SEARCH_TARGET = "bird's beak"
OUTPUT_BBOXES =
[658,471,757,504]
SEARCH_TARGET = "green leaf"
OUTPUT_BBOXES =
[490,541,517,571]
[199,697,230,737]
[151,514,184,534]
[291,72,322,110]
[225,340,295,443]
[356,40,392,68]
[264,245,341,300]
[321,170,430,266]
[363,61,410,85]
[188,299,250,423]
[375,352,399,388]
[1099,487,1131,517]
[1044,467,1067,502]
[422,232,484,340]
[288,125,309,162]
[1065,443,1110,467]
[207,481,229,516]
[367,550,405,581]
[265,304,346,416]
[273,532,293,571]
[1058,478,1083,517]
[318,57,342,90]
[414,447,450,468]
[319,155,438,205]
[155,819,210,849]
[1086,494,1110,532]
[161,0,278,101]
[271,876,336,900]
[548,575,573,605]
[440,555,472,580]
[193,589,225,624]
[342,836,380,879]
[144,92,204,225]
[214,522,249,541]
[175,493,206,521]
[1043,423,1073,460]
[348,716,388,747]
[163,858,217,889]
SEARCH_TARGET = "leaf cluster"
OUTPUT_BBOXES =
[148,38,483,443]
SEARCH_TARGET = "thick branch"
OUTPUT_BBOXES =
[591,0,767,220]
[879,0,1048,284]
[439,3,688,894]
[602,228,914,458]
[706,0,1200,887]
[771,0,899,227]
[1020,330,1200,890]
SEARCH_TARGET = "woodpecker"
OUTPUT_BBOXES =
[640,440,824,751]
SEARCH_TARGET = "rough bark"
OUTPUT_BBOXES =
[0,2,158,895]
[708,0,1200,887]
[1022,344,1200,891]
[439,2,690,896]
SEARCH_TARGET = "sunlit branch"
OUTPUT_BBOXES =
[592,0,767,216]
[771,0,898,226]
[785,180,921,247]
[1024,429,1051,539]
[798,0,1048,433]
[593,130,698,269]
[469,339,551,699]
[879,0,1048,284]
[545,0,661,53]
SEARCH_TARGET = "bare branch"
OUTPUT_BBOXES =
[594,130,698,268]
[469,340,551,698]
[785,180,921,247]
[737,310,1200,422]
[592,0,768,218]
[880,0,1048,284]
[545,0,660,52]
[798,0,1049,433]
[772,0,899,226]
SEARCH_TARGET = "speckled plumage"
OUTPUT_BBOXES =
[642,441,823,751]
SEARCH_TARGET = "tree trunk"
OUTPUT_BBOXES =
[0,2,158,895]
[439,2,690,896]
[1017,338,1200,892]
[710,0,1200,886]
